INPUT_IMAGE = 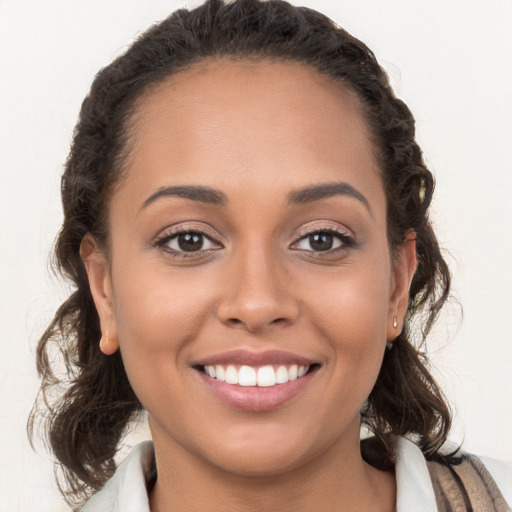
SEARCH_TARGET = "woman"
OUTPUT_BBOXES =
[29,0,511,511]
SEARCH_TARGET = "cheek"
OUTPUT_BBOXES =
[304,263,391,341]
[110,269,217,430]
[112,263,214,378]
[300,262,391,389]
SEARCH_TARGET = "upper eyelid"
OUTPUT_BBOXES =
[154,223,222,243]
[157,230,217,244]
[292,223,354,240]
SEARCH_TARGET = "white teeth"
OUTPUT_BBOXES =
[239,365,257,386]
[276,365,289,384]
[203,363,311,387]
[225,365,238,384]
[215,364,225,382]
[257,365,276,387]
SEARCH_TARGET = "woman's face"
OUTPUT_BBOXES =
[85,60,415,476]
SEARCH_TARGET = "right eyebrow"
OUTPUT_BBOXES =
[140,185,228,211]
[287,181,372,217]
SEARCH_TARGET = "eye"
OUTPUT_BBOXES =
[296,232,342,252]
[155,230,221,254]
[291,228,356,253]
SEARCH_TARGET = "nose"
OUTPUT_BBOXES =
[216,246,300,333]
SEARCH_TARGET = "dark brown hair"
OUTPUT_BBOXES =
[29,0,452,506]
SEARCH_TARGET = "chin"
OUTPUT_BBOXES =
[207,443,315,478]
[191,415,359,479]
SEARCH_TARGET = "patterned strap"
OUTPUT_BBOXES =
[427,455,510,512]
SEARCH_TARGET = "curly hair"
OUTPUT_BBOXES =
[29,0,452,506]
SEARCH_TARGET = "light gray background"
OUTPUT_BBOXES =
[1,1,511,510]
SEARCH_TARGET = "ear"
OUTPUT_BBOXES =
[80,234,119,355]
[387,231,417,341]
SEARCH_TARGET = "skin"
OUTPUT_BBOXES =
[83,60,417,512]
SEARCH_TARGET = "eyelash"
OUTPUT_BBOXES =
[153,225,356,258]
[154,226,222,258]
[291,226,357,254]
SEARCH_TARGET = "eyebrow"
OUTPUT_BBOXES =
[287,181,372,215]
[140,185,227,210]
[140,181,371,215]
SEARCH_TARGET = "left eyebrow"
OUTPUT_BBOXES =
[287,181,372,216]
[140,185,228,211]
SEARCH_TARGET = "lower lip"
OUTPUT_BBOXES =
[196,369,316,411]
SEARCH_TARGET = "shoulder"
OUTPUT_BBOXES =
[395,436,512,512]
[80,441,155,512]
[468,454,512,507]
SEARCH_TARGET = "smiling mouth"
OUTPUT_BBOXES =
[193,350,320,410]
[198,363,317,387]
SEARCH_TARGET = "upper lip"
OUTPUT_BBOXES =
[192,349,316,367]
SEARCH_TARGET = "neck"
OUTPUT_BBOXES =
[148,419,396,512]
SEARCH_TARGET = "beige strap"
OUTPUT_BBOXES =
[427,455,510,512]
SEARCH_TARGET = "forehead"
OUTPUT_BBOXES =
[130,59,374,158]
[117,59,384,213]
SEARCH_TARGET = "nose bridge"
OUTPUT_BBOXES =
[217,237,299,332]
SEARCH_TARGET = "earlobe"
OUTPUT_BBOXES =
[80,234,119,355]
[387,231,417,341]
[99,323,119,355]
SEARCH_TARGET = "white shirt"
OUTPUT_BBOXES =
[82,438,512,511]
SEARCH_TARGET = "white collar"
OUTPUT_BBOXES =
[81,441,154,512]
[394,436,438,511]
[82,437,439,511]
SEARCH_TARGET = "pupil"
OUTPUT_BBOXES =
[178,233,203,252]
[309,233,333,251]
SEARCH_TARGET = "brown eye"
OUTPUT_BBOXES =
[157,230,220,254]
[177,233,204,252]
[294,231,345,252]
[308,233,334,251]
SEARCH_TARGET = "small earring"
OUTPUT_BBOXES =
[393,316,398,328]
